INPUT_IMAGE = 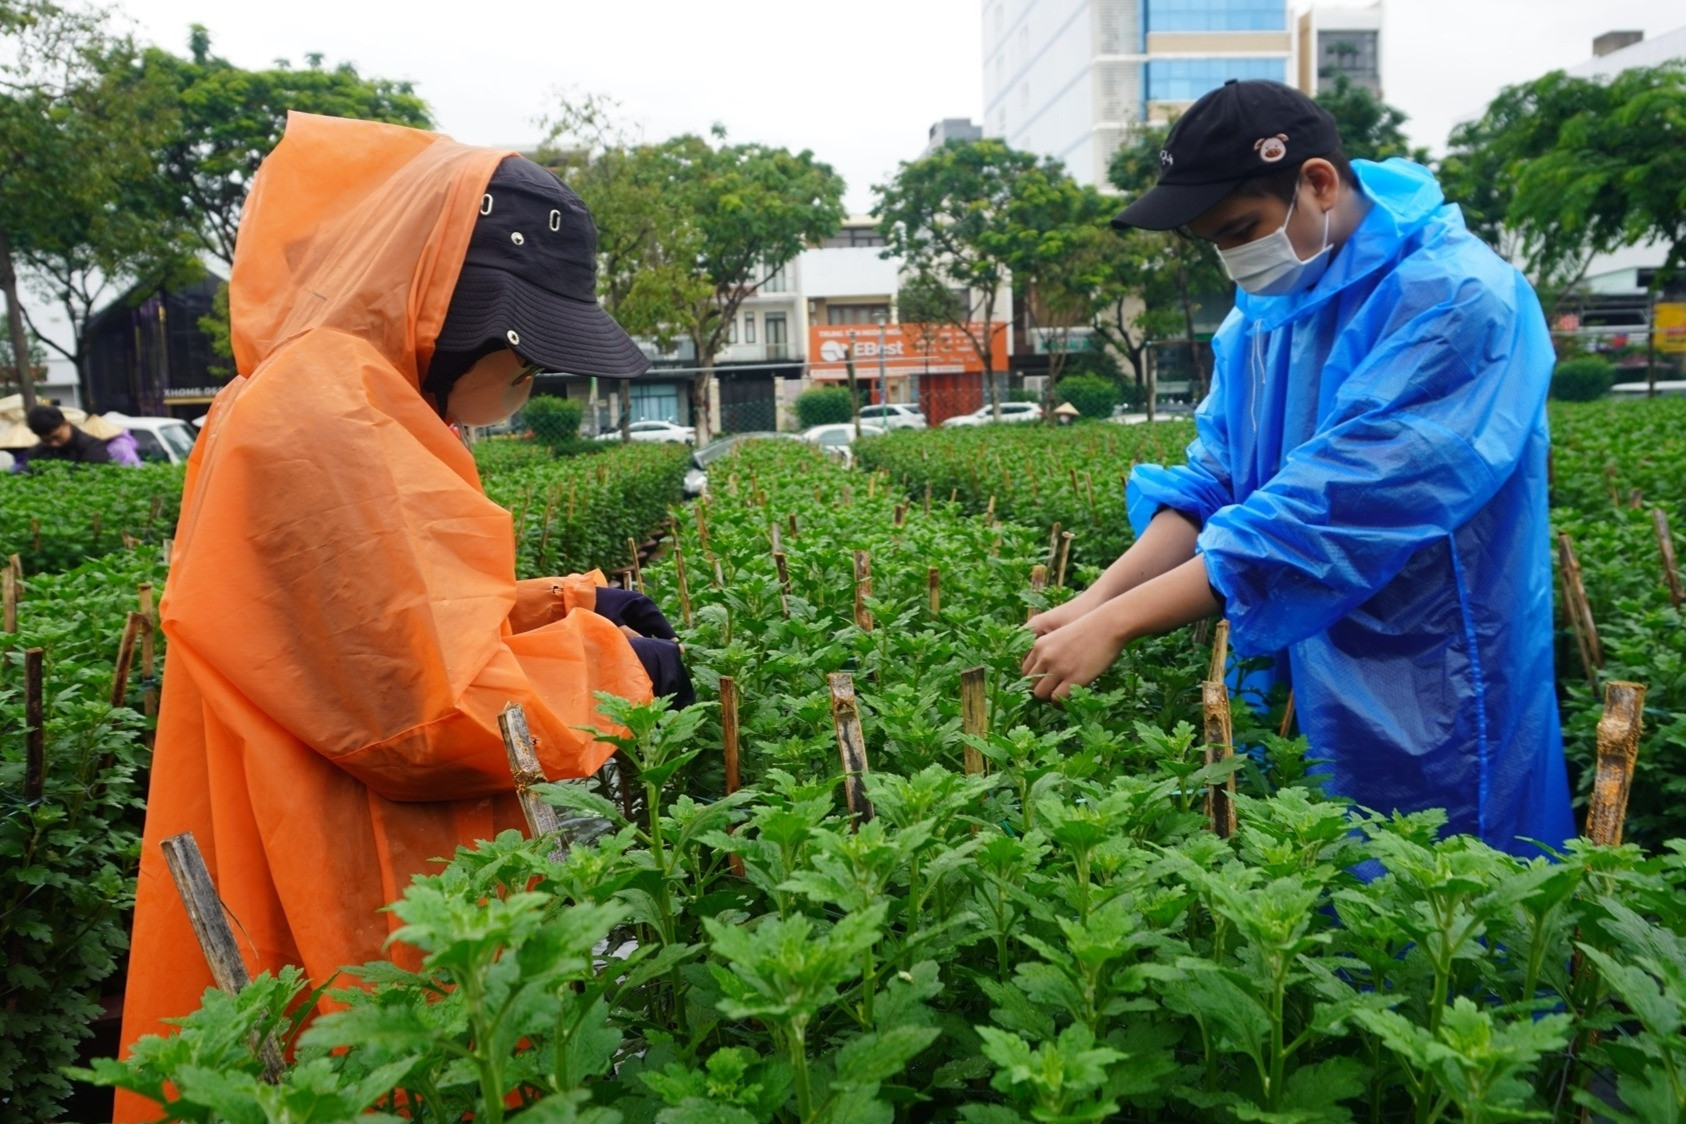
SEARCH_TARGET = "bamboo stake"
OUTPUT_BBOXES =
[924,480,932,515]
[721,676,745,877]
[1045,522,1063,571]
[893,503,907,528]
[985,495,996,520]
[1208,619,1230,684]
[1628,488,1644,510]
[627,537,645,595]
[161,538,174,566]
[961,666,987,777]
[1083,471,1095,511]
[91,512,102,542]
[1278,689,1297,739]
[1656,508,1683,610]
[868,474,877,501]
[770,521,782,555]
[1055,532,1074,589]
[1558,532,1603,685]
[673,541,694,629]
[110,611,147,708]
[9,552,21,582]
[695,501,710,553]
[1027,564,1048,623]
[1203,621,1237,839]
[773,551,792,618]
[841,484,853,506]
[829,673,874,825]
[139,585,158,719]
[714,558,725,589]
[950,487,959,504]
[928,567,940,615]
[24,648,43,802]
[2,567,15,633]
[853,551,873,631]
[787,512,798,540]
[29,519,39,554]
[1584,681,1646,847]
[160,832,287,1083]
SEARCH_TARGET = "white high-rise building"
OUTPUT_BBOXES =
[1293,2,1383,97]
[980,0,1295,188]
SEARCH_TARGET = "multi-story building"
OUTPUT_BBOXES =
[981,0,1294,187]
[1293,2,1383,97]
[924,118,985,155]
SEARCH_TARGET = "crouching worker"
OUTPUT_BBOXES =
[1021,80,1573,858]
[115,114,685,1121]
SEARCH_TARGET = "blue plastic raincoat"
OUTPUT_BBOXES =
[1128,159,1574,855]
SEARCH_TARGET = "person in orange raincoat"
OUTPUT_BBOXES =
[114,113,678,1121]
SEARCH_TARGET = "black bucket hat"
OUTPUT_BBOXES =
[1111,79,1342,232]
[427,156,651,393]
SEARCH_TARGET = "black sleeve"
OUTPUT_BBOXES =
[76,432,113,464]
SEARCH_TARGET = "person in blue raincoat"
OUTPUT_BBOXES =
[1021,79,1574,856]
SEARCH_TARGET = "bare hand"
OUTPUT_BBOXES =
[1021,607,1129,702]
[1027,597,1090,638]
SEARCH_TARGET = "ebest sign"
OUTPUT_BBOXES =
[807,322,1008,378]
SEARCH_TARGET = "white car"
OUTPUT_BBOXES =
[594,419,696,444]
[102,412,200,464]
[942,401,1044,427]
[684,432,800,497]
[799,422,886,468]
[857,403,928,431]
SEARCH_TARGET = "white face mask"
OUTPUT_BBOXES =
[447,352,537,426]
[1218,185,1333,297]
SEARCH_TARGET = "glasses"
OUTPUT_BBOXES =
[510,358,542,387]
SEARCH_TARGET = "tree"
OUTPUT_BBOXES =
[1314,74,1430,164]
[1106,125,1229,404]
[895,271,956,408]
[875,139,1047,419]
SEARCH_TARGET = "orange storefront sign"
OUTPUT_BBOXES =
[807,322,1008,378]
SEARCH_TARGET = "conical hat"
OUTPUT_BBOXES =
[0,421,39,449]
[79,414,126,440]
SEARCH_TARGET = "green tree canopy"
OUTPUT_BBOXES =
[1314,75,1430,164]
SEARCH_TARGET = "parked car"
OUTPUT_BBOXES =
[594,419,696,444]
[941,401,1044,427]
[799,422,886,468]
[102,412,199,464]
[684,431,800,497]
[856,403,928,431]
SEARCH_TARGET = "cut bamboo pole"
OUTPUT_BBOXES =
[673,542,694,629]
[1278,689,1297,739]
[853,550,873,631]
[139,585,158,720]
[868,474,877,501]
[1045,522,1063,571]
[1558,532,1603,685]
[91,512,102,542]
[162,538,174,566]
[1628,488,1644,510]
[1656,508,1683,610]
[961,666,987,777]
[110,611,147,708]
[627,537,645,595]
[773,551,792,618]
[928,567,941,615]
[29,519,39,554]
[9,552,21,582]
[787,512,798,540]
[1055,531,1074,589]
[1027,564,1048,623]
[695,501,711,553]
[829,673,874,825]
[499,703,567,861]
[160,832,287,1083]
[1208,619,1230,684]
[893,503,907,529]
[985,495,996,520]
[924,481,932,515]
[2,567,15,633]
[713,558,725,589]
[24,648,43,802]
[1083,471,1095,511]
[721,676,745,877]
[1584,681,1646,847]
[1069,467,1079,494]
[1203,684,1238,838]
[769,521,782,555]
[950,487,959,504]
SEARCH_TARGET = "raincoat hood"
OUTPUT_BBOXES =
[1234,159,1451,332]
[229,112,507,386]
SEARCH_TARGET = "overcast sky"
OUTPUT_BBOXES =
[99,0,1686,214]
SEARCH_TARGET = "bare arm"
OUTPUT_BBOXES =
[1030,508,1202,635]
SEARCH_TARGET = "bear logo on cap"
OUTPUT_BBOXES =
[1254,134,1289,163]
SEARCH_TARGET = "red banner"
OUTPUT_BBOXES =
[807,322,1008,378]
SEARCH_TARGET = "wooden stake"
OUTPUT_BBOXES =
[770,521,782,555]
[499,703,569,862]
[1068,467,1079,494]
[1027,564,1048,623]
[950,487,959,504]
[960,666,987,776]
[2,567,15,633]
[893,503,907,528]
[160,832,287,1083]
[714,558,725,589]
[842,484,853,507]
[1629,488,1644,510]
[1055,531,1074,589]
[110,611,147,708]
[1045,522,1063,571]
[29,518,40,554]
[627,537,645,595]
[91,512,102,542]
[673,542,694,629]
[853,550,873,631]
[1558,532,1603,685]
[829,673,874,825]
[139,585,158,719]
[1278,689,1297,739]
[1208,619,1230,684]
[1655,508,1683,610]
[696,501,711,552]
[721,676,745,877]
[24,648,43,802]
[162,538,174,566]
[1584,681,1645,847]
[928,567,940,615]
[1202,679,1238,839]
[787,512,798,540]
[1083,471,1095,511]
[868,474,877,501]
[985,495,996,520]
[924,480,932,515]
[773,551,792,618]
[9,552,21,583]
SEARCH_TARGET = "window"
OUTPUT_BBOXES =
[1146,57,1285,102]
[765,313,788,358]
[726,317,737,345]
[1145,0,1287,33]
[762,264,788,292]
[743,313,756,344]
[1317,30,1379,81]
[131,429,169,463]
[823,227,887,249]
[630,381,681,424]
[826,304,891,326]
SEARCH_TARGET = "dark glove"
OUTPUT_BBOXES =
[592,587,678,640]
[628,636,695,710]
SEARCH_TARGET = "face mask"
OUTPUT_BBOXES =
[446,353,537,426]
[1218,185,1333,297]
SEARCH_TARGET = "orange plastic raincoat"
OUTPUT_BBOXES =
[114,114,652,1121]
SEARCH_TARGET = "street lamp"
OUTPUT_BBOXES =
[874,309,889,414]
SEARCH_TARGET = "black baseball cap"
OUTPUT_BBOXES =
[429,156,650,389]
[1111,80,1342,232]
